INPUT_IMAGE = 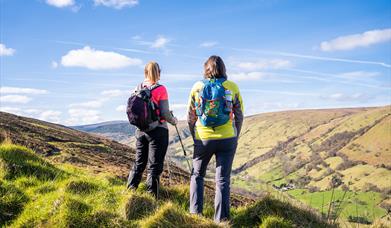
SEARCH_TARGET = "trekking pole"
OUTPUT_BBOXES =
[174,124,192,173]
[171,111,192,173]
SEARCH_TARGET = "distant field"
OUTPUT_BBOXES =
[288,189,387,223]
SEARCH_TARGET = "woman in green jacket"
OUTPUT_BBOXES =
[187,55,244,223]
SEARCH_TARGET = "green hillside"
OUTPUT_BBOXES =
[0,111,336,227]
[167,106,391,225]
[0,144,333,227]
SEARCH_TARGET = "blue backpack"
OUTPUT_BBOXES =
[195,78,232,127]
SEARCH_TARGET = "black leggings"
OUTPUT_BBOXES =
[127,127,169,197]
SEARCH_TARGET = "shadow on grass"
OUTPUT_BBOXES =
[0,180,29,226]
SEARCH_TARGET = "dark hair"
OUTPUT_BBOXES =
[203,55,227,79]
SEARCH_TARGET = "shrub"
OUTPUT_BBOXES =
[123,192,156,220]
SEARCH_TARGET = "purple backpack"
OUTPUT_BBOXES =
[126,84,161,131]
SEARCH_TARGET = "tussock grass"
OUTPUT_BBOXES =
[259,215,292,228]
[140,202,219,228]
[123,192,157,220]
[0,180,29,226]
[232,195,332,228]
[66,179,100,195]
[0,143,65,181]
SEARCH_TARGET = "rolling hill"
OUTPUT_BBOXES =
[0,111,334,227]
[77,105,391,224]
[72,120,136,145]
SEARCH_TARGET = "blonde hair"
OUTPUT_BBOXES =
[144,61,161,84]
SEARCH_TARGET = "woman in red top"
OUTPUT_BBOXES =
[127,61,177,198]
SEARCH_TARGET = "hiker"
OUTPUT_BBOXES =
[126,61,178,198]
[187,55,244,223]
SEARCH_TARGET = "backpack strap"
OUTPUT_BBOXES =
[149,84,162,91]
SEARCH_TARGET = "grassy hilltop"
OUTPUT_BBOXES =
[0,111,333,227]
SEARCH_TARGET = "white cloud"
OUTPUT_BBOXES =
[0,95,31,104]
[0,43,15,56]
[200,41,218,48]
[101,89,124,97]
[0,106,21,114]
[230,72,266,81]
[69,99,106,109]
[94,0,138,9]
[0,86,48,95]
[0,107,63,123]
[66,109,102,125]
[236,59,292,71]
[46,0,74,8]
[321,93,372,102]
[116,105,126,112]
[320,28,391,51]
[39,110,62,123]
[151,36,170,48]
[338,71,380,79]
[51,61,59,69]
[24,109,41,115]
[61,46,142,70]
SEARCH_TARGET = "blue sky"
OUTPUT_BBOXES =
[0,0,390,125]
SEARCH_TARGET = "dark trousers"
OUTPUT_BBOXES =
[127,127,169,198]
[189,137,237,223]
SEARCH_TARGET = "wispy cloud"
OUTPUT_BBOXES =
[94,0,138,9]
[151,36,170,48]
[338,71,380,79]
[320,93,373,102]
[0,95,32,104]
[51,61,59,69]
[60,46,143,70]
[231,48,391,68]
[66,109,102,125]
[320,28,391,51]
[200,41,218,48]
[286,68,387,89]
[0,43,15,56]
[39,110,62,123]
[0,86,48,95]
[230,72,266,81]
[0,106,21,114]
[101,89,126,97]
[0,107,63,123]
[236,59,292,71]
[69,99,107,109]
